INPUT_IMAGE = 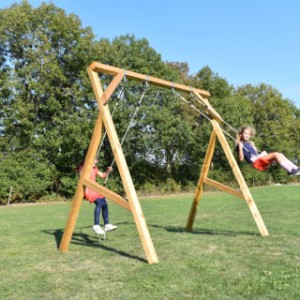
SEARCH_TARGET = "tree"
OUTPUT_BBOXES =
[0,1,100,198]
[0,151,55,203]
[235,84,299,157]
[1,2,299,202]
[234,84,300,183]
[193,66,233,99]
[94,35,195,186]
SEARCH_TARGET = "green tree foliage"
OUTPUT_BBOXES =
[232,84,300,183]
[194,66,233,99]
[94,35,192,187]
[97,34,178,80]
[0,151,54,203]
[235,84,300,159]
[0,1,100,200]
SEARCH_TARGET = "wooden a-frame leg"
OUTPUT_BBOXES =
[211,120,269,236]
[88,69,158,264]
[101,103,158,264]
[59,113,104,252]
[186,129,217,231]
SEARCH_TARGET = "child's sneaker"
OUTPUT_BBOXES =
[92,225,105,235]
[288,168,300,176]
[104,224,117,232]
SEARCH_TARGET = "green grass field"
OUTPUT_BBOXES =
[1,185,300,299]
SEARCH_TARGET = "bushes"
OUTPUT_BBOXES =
[140,182,157,195]
[59,176,78,198]
[0,152,55,204]
[159,178,181,193]
[139,178,193,196]
[1,151,298,204]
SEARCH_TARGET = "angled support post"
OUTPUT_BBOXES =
[186,128,217,231]
[59,112,104,252]
[211,120,269,236]
[88,66,159,264]
[186,119,269,237]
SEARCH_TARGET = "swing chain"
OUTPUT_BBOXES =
[96,86,125,159]
[173,89,257,155]
[104,81,149,183]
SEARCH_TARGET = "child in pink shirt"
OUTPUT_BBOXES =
[77,160,117,235]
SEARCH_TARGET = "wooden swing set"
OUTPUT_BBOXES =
[59,62,269,264]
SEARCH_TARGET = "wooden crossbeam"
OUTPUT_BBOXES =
[204,178,244,200]
[90,62,211,104]
[83,179,130,211]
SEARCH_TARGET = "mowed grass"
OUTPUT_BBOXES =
[1,185,300,300]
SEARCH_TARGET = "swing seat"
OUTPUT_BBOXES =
[84,188,101,203]
[253,157,271,171]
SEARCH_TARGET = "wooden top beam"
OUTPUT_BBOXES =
[89,62,211,98]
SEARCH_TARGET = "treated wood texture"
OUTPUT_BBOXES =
[186,129,217,231]
[59,112,104,252]
[89,69,159,264]
[204,178,244,199]
[191,90,223,123]
[83,178,130,211]
[89,62,210,98]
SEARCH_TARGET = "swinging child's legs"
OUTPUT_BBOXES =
[94,197,117,233]
[98,198,109,225]
[262,152,300,175]
[92,198,105,234]
[94,198,102,226]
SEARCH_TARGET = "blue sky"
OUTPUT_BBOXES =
[1,0,300,107]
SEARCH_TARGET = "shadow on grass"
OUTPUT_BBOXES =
[43,222,147,264]
[149,223,258,236]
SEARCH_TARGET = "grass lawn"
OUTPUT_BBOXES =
[1,185,300,299]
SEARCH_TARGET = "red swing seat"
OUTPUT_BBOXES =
[253,157,272,171]
[84,188,100,203]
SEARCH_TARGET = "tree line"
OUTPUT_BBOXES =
[1,1,300,204]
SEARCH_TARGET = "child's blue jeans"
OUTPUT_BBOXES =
[94,197,109,225]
